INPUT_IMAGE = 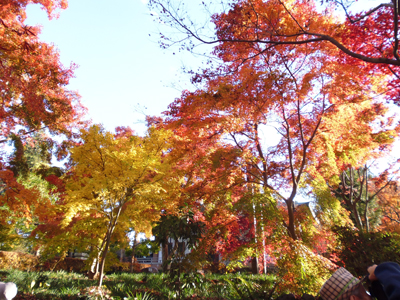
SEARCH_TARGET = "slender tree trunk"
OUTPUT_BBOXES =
[252,195,259,274]
[162,239,169,272]
[130,232,137,273]
[251,257,259,274]
[89,234,108,279]
[364,201,370,233]
[261,209,267,274]
[120,249,124,262]
[352,202,363,231]
[364,167,370,233]
[89,251,101,280]
[286,197,298,240]
[98,235,112,287]
[97,206,122,287]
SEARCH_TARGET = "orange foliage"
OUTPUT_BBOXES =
[0,0,85,144]
[0,0,86,243]
[0,162,40,225]
[378,181,400,233]
[146,2,400,289]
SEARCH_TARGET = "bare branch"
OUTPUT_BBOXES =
[338,2,393,24]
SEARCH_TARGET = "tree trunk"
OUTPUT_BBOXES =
[98,233,112,287]
[252,196,259,274]
[286,198,297,240]
[97,206,122,287]
[130,232,137,273]
[120,249,124,262]
[251,256,259,274]
[364,201,370,233]
[162,240,169,272]
[352,202,363,231]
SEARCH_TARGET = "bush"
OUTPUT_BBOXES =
[0,251,38,271]
[108,261,142,273]
[331,226,400,276]
[47,257,86,273]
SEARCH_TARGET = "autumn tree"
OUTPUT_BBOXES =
[163,56,396,238]
[0,163,40,247]
[143,1,400,294]
[141,4,400,291]
[0,133,64,252]
[55,125,177,286]
[0,0,85,145]
[377,180,400,232]
[149,0,400,103]
[330,165,399,233]
[0,0,85,236]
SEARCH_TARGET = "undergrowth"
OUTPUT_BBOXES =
[0,269,279,300]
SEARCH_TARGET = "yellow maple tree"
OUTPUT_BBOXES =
[62,125,177,286]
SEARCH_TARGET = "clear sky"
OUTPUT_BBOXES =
[26,0,204,135]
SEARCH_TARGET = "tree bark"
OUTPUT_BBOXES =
[130,232,137,273]
[97,236,111,287]
[251,256,259,274]
[97,205,122,287]
[162,240,169,272]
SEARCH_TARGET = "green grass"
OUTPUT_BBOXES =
[0,269,277,300]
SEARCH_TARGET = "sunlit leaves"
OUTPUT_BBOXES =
[44,125,178,285]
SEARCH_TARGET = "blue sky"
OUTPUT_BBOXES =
[26,0,204,135]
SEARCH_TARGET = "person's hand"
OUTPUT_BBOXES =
[368,264,378,281]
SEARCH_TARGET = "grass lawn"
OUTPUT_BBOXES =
[0,269,277,300]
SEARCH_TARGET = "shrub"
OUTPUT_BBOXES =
[50,257,86,273]
[331,226,400,276]
[0,251,38,271]
[108,261,140,273]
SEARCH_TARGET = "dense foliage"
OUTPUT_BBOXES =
[0,269,280,300]
[330,226,400,277]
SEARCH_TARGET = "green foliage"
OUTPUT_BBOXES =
[0,269,278,299]
[15,171,60,252]
[331,167,383,233]
[311,176,350,226]
[134,240,159,257]
[0,224,23,251]
[331,226,400,277]
[8,133,57,179]
[224,276,261,300]
[163,268,206,299]
[153,210,205,252]
[30,272,50,293]
[126,291,155,300]
[2,133,63,252]
[1,269,89,299]
[153,209,205,272]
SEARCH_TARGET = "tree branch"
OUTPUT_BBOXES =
[338,2,394,24]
